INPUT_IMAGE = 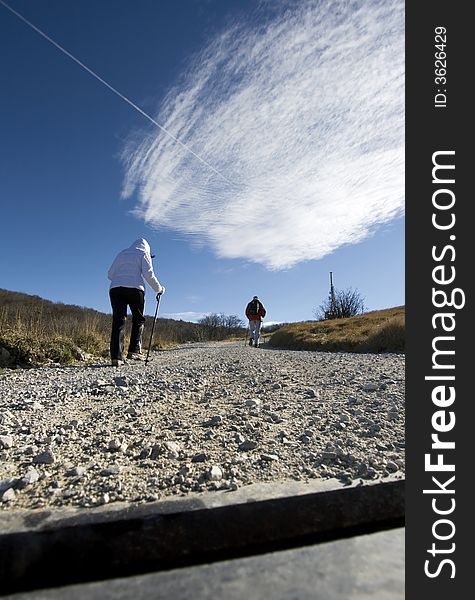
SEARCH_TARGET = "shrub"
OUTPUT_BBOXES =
[0,331,79,365]
[315,288,365,320]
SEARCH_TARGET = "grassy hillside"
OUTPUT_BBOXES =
[0,289,242,366]
[0,290,404,364]
[268,306,405,353]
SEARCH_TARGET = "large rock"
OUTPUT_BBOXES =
[0,346,12,366]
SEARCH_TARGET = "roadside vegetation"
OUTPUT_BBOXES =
[0,289,404,366]
[268,306,405,353]
[0,289,245,366]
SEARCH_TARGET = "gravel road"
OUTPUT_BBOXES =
[0,341,405,511]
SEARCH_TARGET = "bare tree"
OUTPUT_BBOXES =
[222,315,245,332]
[314,288,365,320]
[198,313,245,340]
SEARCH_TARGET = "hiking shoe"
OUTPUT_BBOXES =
[127,352,145,361]
[111,359,123,367]
[249,338,253,346]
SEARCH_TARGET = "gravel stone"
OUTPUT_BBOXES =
[208,465,223,481]
[203,415,223,426]
[245,399,260,408]
[66,466,86,477]
[191,453,208,463]
[108,439,124,452]
[261,454,279,461]
[18,467,40,487]
[0,435,13,449]
[363,383,379,392]
[100,466,122,476]
[0,478,18,494]
[1,487,15,502]
[32,449,56,465]
[238,440,258,451]
[164,441,180,454]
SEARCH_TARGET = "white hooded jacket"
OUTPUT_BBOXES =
[108,238,163,293]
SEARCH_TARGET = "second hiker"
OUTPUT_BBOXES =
[245,295,266,347]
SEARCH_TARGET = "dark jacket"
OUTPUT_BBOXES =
[245,299,266,321]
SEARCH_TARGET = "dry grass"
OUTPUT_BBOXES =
[0,289,244,366]
[269,306,405,353]
[0,301,111,365]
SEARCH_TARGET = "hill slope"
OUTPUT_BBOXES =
[268,307,405,353]
[0,289,239,365]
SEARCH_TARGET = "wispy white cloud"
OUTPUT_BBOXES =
[122,0,404,270]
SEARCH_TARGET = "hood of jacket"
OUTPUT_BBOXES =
[130,238,151,255]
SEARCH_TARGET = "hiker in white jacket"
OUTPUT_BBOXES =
[108,238,165,367]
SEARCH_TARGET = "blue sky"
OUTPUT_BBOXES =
[0,0,404,325]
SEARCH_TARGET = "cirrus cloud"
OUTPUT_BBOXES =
[122,0,404,270]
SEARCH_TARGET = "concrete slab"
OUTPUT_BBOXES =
[0,478,404,595]
[3,528,405,600]
[0,477,403,533]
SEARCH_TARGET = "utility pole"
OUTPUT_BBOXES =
[329,271,336,317]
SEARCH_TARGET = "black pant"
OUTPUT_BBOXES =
[109,287,146,360]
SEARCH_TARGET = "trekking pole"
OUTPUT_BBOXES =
[145,293,162,364]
